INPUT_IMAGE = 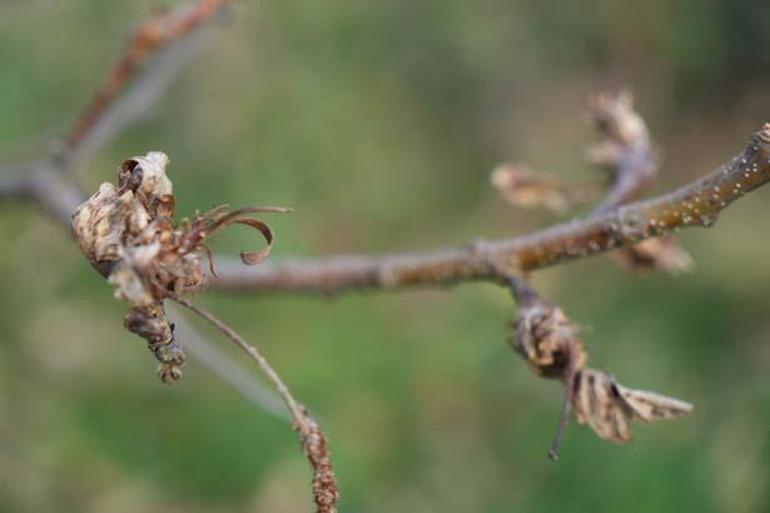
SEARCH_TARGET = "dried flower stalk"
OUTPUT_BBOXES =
[174,298,339,513]
[587,91,693,272]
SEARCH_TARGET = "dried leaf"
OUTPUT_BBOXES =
[491,164,598,214]
[613,381,694,423]
[609,236,694,274]
[512,300,586,380]
[508,278,693,458]
[573,368,693,443]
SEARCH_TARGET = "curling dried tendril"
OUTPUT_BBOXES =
[71,151,289,382]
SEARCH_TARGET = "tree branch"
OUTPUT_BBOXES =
[64,0,230,162]
[209,124,770,294]
[587,91,656,216]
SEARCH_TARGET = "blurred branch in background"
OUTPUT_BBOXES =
[64,0,231,165]
[0,0,232,227]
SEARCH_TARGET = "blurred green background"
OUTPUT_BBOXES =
[1,1,769,512]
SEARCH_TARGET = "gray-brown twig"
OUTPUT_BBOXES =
[209,123,770,294]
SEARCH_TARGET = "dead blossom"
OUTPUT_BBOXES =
[72,153,339,512]
[71,151,285,382]
[508,277,693,459]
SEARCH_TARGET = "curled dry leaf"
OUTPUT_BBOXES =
[508,277,693,458]
[609,235,694,274]
[71,151,286,382]
[573,368,693,443]
[491,164,596,214]
[510,292,587,380]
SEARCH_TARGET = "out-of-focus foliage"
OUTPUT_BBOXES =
[1,1,769,512]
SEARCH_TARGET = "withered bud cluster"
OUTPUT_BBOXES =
[510,286,586,381]
[509,278,692,458]
[72,152,283,382]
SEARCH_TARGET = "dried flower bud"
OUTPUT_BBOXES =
[587,90,649,149]
[72,151,286,382]
[510,283,587,381]
[507,278,692,459]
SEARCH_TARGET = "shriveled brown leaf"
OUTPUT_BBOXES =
[587,90,649,152]
[508,277,693,458]
[573,368,693,443]
[511,299,586,380]
[491,164,596,214]
[609,236,694,274]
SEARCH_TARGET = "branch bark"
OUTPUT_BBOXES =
[210,124,770,294]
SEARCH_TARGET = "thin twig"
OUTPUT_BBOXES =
[173,297,339,513]
[586,92,692,273]
[587,91,656,216]
[65,0,230,156]
[166,305,290,422]
[210,123,770,294]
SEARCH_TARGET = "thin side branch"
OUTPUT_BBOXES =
[167,305,290,422]
[210,124,770,294]
[65,0,230,156]
[587,91,656,216]
[174,297,339,513]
